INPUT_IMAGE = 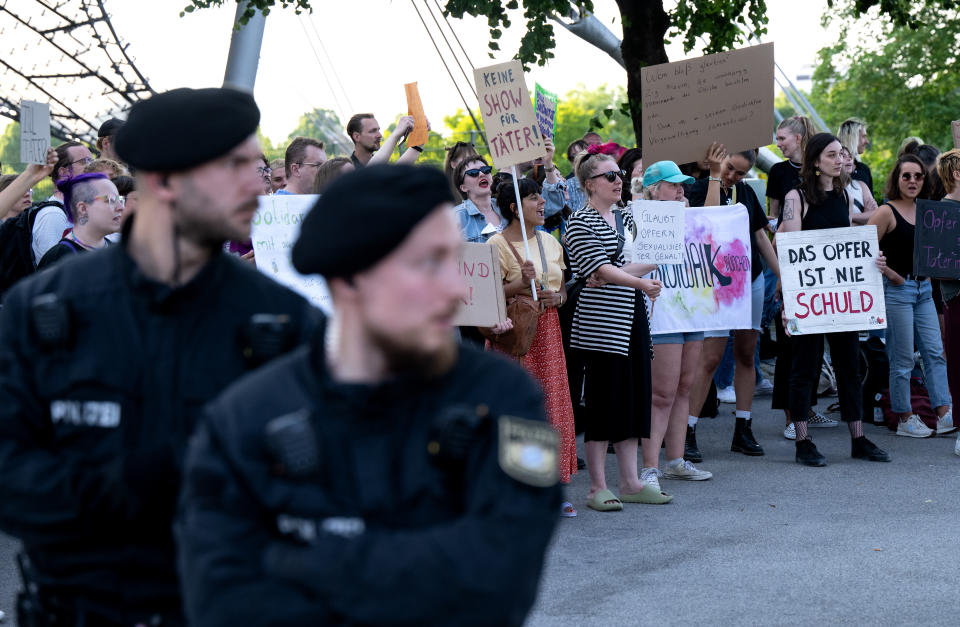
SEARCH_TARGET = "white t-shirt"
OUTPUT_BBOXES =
[31,198,70,267]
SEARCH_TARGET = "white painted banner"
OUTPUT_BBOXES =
[650,204,752,334]
[251,194,332,315]
[631,199,685,264]
[777,225,886,335]
[452,242,507,327]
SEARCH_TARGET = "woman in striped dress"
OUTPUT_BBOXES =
[565,152,667,511]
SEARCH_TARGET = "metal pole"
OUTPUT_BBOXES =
[222,2,266,92]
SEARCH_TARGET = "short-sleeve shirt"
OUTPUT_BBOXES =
[687,178,768,280]
[565,206,639,356]
[765,160,801,206]
[489,231,565,294]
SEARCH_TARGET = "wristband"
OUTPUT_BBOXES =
[708,176,721,182]
[410,145,423,153]
[545,166,555,172]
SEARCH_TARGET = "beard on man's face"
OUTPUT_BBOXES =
[368,326,458,379]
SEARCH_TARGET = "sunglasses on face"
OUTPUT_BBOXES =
[901,172,925,181]
[590,169,626,183]
[464,165,493,178]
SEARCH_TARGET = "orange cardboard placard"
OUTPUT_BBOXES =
[404,82,429,147]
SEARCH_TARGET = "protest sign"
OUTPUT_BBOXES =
[452,242,507,327]
[251,194,332,315]
[914,199,960,280]
[649,204,752,334]
[640,42,775,167]
[474,60,545,169]
[19,100,50,165]
[952,120,960,149]
[534,83,558,140]
[777,226,886,335]
[404,82,429,147]
[631,199,685,264]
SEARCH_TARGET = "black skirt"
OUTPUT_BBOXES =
[579,291,652,442]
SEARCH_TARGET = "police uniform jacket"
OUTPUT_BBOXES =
[0,229,320,616]
[177,323,562,626]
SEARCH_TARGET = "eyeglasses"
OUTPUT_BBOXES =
[90,194,123,207]
[590,169,626,183]
[69,157,94,167]
[900,172,925,181]
[464,165,493,178]
[257,166,272,176]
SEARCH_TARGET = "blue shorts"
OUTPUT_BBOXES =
[651,331,705,345]
[704,274,765,338]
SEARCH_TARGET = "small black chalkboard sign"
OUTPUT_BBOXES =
[914,199,960,280]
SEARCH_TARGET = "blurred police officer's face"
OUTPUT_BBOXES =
[171,135,264,245]
[353,207,468,375]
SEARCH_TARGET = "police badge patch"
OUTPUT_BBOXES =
[498,416,559,487]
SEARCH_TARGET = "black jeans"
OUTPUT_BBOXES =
[789,331,862,424]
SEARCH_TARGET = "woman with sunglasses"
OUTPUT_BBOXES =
[443,140,481,199]
[490,177,578,516]
[779,132,890,466]
[453,157,503,243]
[565,152,665,511]
[37,173,123,270]
[867,154,953,437]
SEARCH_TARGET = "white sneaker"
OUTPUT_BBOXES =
[717,386,736,404]
[936,411,957,435]
[663,459,713,481]
[640,467,662,492]
[754,379,774,395]
[808,411,839,428]
[783,423,796,440]
[896,414,934,438]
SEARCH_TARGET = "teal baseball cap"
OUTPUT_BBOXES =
[642,160,695,187]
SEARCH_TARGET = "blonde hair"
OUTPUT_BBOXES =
[937,149,960,194]
[641,181,662,200]
[778,115,816,158]
[573,152,616,197]
[83,158,128,178]
[837,118,867,159]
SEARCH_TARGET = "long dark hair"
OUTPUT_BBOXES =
[885,154,932,201]
[494,177,541,225]
[800,133,844,205]
[617,148,643,205]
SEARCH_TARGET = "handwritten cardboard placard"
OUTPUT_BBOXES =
[404,82,429,147]
[952,120,960,150]
[777,226,886,335]
[534,83,558,140]
[641,42,775,167]
[20,100,51,165]
[631,199,685,264]
[914,199,960,280]
[474,60,545,169]
[650,204,752,333]
[452,242,507,327]
[251,194,332,315]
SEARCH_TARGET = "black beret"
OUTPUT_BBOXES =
[98,117,124,138]
[293,164,455,278]
[114,87,259,172]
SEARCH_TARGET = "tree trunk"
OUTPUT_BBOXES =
[615,1,670,146]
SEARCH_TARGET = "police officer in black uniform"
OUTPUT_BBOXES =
[177,165,562,626]
[0,88,319,626]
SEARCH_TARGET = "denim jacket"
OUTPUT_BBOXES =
[453,198,504,243]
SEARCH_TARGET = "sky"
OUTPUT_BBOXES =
[8,0,836,146]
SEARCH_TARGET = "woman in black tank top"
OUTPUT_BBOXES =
[777,133,891,466]
[868,154,954,436]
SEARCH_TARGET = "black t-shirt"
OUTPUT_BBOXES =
[766,160,801,205]
[853,160,873,195]
[36,237,87,270]
[687,178,767,280]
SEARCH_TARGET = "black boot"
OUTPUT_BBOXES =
[851,436,891,462]
[795,439,827,466]
[731,418,764,456]
[684,425,702,463]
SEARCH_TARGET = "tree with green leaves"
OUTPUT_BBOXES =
[811,0,960,189]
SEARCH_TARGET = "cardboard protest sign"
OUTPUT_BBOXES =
[914,199,960,280]
[452,242,507,327]
[19,100,50,165]
[534,83,558,140]
[404,82,429,147]
[952,120,960,150]
[474,60,545,169]
[251,194,332,315]
[649,204,752,334]
[777,226,886,335]
[631,199,685,264]
[641,42,775,167]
